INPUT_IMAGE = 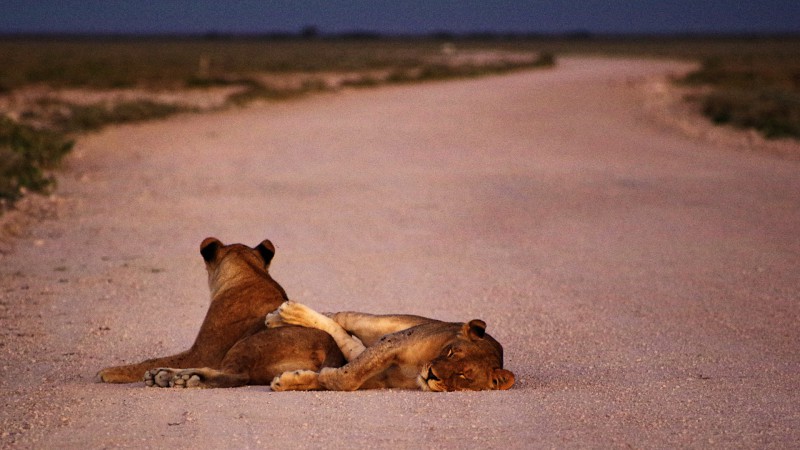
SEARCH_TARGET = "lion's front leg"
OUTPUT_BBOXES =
[267,301,366,361]
[316,366,362,391]
[270,370,322,391]
[329,312,435,346]
[312,339,402,391]
[271,367,360,391]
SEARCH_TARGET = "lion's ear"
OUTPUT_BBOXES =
[200,237,222,263]
[255,239,276,267]
[491,368,515,390]
[462,319,487,340]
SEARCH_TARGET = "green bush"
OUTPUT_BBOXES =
[0,117,73,202]
[24,98,185,134]
[227,79,322,105]
[702,88,800,138]
[0,37,561,210]
[1,100,186,208]
[682,55,800,139]
[534,52,556,67]
[59,100,183,133]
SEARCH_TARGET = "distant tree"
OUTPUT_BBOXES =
[301,25,319,39]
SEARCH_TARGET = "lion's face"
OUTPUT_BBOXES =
[417,320,515,392]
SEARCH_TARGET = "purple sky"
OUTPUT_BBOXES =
[2,0,798,35]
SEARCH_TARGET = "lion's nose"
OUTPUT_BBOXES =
[426,368,440,381]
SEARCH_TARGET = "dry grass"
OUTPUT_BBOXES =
[1,35,798,208]
[681,55,800,138]
[0,117,73,203]
[0,36,555,206]
[524,35,800,139]
[0,37,550,91]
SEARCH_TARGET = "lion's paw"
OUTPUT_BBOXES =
[144,368,204,388]
[144,368,178,388]
[274,301,319,328]
[171,370,204,388]
[265,310,288,328]
[270,370,320,391]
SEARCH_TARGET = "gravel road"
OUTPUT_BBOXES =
[1,58,798,448]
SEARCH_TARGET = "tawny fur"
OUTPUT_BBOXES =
[96,238,344,388]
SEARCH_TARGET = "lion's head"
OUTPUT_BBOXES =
[417,319,515,391]
[200,237,286,297]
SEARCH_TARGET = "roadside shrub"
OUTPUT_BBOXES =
[682,56,800,140]
[32,99,185,134]
[1,99,184,209]
[69,101,183,132]
[702,88,800,138]
[534,52,556,67]
[0,117,73,202]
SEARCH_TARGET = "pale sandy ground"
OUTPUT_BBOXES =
[1,58,799,448]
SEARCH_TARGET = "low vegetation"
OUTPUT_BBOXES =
[0,38,551,91]
[30,98,185,134]
[681,56,800,138]
[1,34,798,209]
[0,37,556,207]
[0,117,73,204]
[524,35,800,140]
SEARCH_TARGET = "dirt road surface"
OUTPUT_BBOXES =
[2,58,799,448]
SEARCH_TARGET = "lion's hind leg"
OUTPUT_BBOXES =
[145,367,248,389]
[270,370,322,391]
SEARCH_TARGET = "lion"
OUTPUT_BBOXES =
[266,301,515,392]
[96,238,345,388]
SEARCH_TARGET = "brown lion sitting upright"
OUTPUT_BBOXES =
[96,238,345,388]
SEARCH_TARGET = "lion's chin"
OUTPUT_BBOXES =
[416,375,432,391]
[416,374,446,392]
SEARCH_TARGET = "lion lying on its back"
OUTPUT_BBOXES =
[266,301,515,392]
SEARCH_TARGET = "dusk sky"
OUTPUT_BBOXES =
[2,1,799,35]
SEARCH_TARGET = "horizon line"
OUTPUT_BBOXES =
[2,29,800,40]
